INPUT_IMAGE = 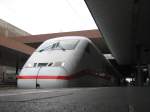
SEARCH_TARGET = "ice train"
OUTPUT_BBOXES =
[17,36,120,88]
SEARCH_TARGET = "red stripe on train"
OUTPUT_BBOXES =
[16,75,74,80]
[16,69,111,80]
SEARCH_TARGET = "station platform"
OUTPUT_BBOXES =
[0,87,149,112]
[0,83,16,89]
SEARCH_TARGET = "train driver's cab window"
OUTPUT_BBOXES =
[59,39,79,50]
[37,40,79,52]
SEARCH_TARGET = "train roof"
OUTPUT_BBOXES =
[44,36,92,43]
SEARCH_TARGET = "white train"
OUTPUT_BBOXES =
[17,36,120,88]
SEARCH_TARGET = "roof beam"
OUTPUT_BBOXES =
[13,29,101,43]
[0,37,35,55]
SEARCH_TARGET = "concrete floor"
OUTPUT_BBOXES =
[0,87,149,112]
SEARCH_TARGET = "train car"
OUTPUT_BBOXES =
[17,36,120,88]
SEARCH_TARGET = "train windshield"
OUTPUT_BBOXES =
[37,39,79,52]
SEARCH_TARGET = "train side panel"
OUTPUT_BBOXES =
[68,41,116,87]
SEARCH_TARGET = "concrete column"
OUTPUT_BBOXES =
[135,66,144,86]
[0,66,6,83]
[147,64,150,86]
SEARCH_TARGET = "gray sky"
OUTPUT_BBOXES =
[0,0,97,34]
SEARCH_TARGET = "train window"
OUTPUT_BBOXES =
[48,62,53,66]
[51,43,59,49]
[38,63,48,67]
[59,40,79,50]
[33,63,37,67]
[37,40,79,52]
[36,41,59,52]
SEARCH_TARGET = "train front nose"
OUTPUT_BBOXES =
[36,67,69,88]
[17,68,39,88]
[17,67,69,88]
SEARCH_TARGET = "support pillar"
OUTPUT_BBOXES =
[135,66,144,86]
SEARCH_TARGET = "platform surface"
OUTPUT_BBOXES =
[0,87,149,112]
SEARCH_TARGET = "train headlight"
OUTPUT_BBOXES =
[25,63,33,68]
[61,62,65,67]
[52,62,65,67]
